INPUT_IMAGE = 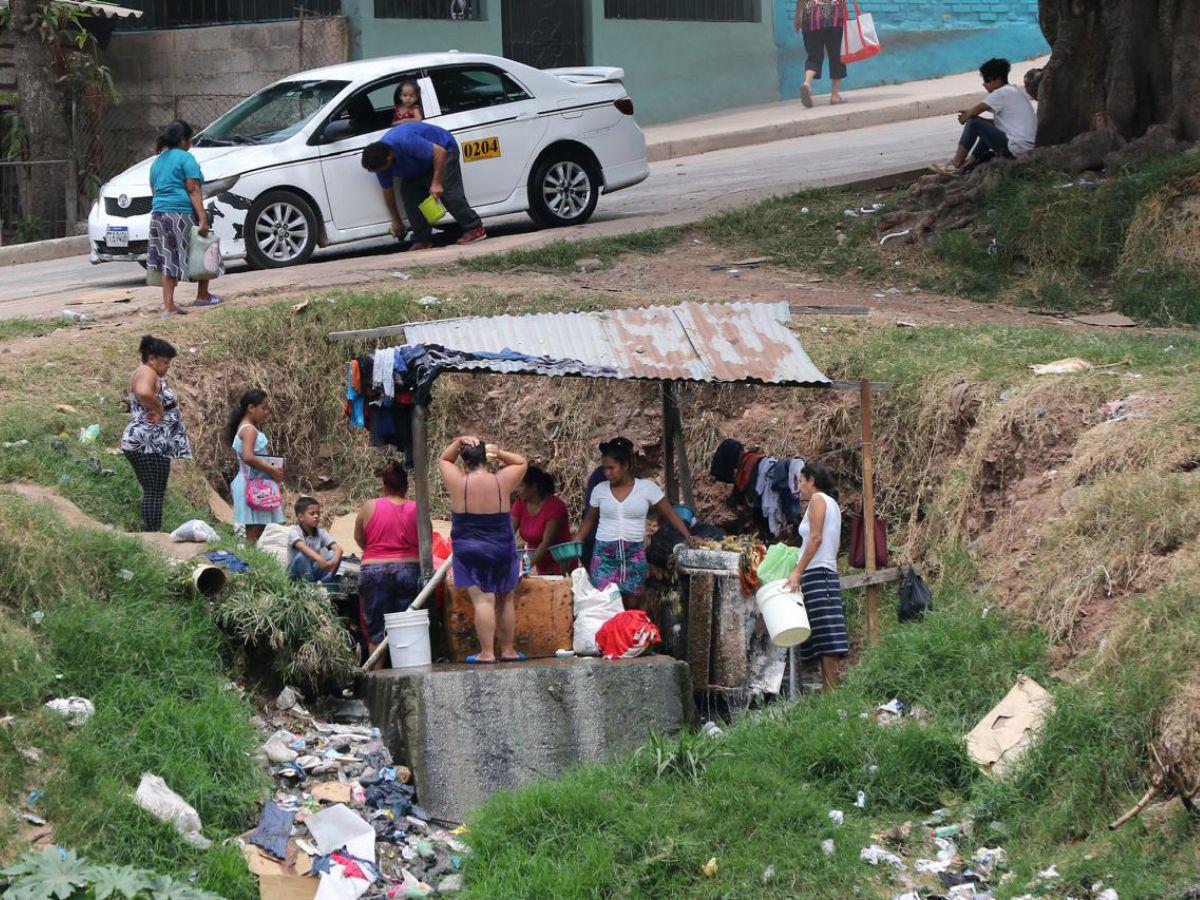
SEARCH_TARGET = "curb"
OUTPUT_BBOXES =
[0,234,91,267]
[645,92,976,163]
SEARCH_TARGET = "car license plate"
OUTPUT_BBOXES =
[105,226,129,248]
[461,136,501,162]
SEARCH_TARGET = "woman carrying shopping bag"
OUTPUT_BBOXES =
[147,120,224,316]
[794,0,850,108]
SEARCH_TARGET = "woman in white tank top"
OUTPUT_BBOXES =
[786,461,850,691]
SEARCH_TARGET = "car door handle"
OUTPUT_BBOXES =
[515,111,538,121]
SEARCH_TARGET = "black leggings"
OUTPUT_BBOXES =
[804,26,846,81]
[124,450,171,531]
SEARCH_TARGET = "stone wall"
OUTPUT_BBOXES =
[96,16,349,179]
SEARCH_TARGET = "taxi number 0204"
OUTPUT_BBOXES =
[461,136,501,163]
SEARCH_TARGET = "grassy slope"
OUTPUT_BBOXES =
[455,150,1200,325]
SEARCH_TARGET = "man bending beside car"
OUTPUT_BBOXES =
[362,121,487,251]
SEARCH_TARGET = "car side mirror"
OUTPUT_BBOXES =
[321,119,354,143]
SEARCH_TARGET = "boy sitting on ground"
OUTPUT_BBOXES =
[933,57,1038,175]
[288,496,343,584]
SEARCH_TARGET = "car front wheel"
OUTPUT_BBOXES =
[527,152,600,228]
[246,190,318,269]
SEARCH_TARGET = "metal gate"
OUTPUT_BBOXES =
[501,0,586,70]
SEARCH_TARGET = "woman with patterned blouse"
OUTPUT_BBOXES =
[794,0,850,108]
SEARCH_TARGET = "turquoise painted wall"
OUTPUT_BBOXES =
[341,0,502,61]
[339,1,778,126]
[588,6,780,125]
[774,0,1047,99]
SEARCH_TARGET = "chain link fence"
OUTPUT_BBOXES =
[1,9,347,246]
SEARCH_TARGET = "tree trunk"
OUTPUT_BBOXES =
[1037,0,1200,145]
[9,0,71,233]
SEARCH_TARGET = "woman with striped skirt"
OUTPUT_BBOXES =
[787,461,849,691]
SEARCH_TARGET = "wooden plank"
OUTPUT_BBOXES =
[411,404,434,581]
[841,566,904,591]
[789,305,871,317]
[860,379,879,644]
[327,323,409,343]
[662,382,679,504]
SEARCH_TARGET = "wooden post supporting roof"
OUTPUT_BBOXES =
[662,383,679,505]
[860,379,879,644]
[411,403,435,581]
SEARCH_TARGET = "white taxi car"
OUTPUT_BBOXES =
[88,51,649,268]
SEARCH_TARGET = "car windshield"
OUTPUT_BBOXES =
[195,80,348,146]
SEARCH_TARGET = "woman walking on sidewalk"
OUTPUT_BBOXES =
[147,120,224,316]
[794,0,849,108]
[121,335,191,532]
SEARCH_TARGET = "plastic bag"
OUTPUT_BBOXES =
[898,568,933,622]
[595,610,661,659]
[186,226,221,281]
[757,544,800,583]
[571,568,624,656]
[133,773,211,850]
[170,519,220,543]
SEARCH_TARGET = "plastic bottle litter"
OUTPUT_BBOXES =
[934,824,961,838]
[855,790,867,808]
[61,309,92,323]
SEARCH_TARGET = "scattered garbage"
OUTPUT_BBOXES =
[821,839,835,857]
[61,309,93,323]
[828,809,844,827]
[170,519,220,543]
[701,721,724,739]
[1037,864,1059,879]
[390,271,412,280]
[133,772,212,850]
[3,439,30,448]
[762,864,775,883]
[44,696,94,725]
[855,790,867,808]
[967,675,1053,777]
[898,568,934,622]
[875,699,905,725]
[78,424,100,444]
[701,857,718,878]
[1029,357,1093,375]
[117,568,134,581]
[860,845,905,869]
[31,610,44,625]
[574,257,603,273]
[417,296,439,307]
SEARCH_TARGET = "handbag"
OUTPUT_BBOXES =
[849,514,889,568]
[186,225,222,281]
[842,2,882,64]
[242,461,282,511]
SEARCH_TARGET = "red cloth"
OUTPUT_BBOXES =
[735,451,765,492]
[392,105,422,124]
[849,514,889,568]
[510,495,570,574]
[595,610,661,659]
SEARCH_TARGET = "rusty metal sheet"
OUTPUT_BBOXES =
[400,301,829,387]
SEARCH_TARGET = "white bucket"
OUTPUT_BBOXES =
[384,608,432,669]
[755,579,811,647]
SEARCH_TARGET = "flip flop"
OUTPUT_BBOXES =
[465,654,497,665]
[500,652,526,663]
[192,295,224,308]
[800,84,814,108]
[159,308,188,317]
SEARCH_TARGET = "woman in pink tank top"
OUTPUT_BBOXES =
[353,462,423,652]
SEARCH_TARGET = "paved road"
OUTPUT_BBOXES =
[0,115,958,320]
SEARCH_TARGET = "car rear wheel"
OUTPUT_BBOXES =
[527,152,599,228]
[246,190,317,269]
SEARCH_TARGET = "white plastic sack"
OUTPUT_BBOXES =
[258,522,292,568]
[133,772,212,850]
[186,226,221,281]
[570,567,624,656]
[170,519,220,543]
[44,696,94,725]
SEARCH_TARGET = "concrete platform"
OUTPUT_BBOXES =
[362,655,694,822]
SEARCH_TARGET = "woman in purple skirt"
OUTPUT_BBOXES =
[438,435,527,664]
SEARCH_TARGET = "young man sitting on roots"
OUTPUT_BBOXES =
[933,57,1038,176]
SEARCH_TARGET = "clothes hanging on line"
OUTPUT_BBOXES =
[710,438,744,484]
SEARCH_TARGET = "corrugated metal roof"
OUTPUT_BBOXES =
[0,1,144,18]
[400,301,830,386]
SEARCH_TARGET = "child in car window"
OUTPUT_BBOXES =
[392,81,424,125]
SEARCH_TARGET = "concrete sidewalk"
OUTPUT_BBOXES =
[644,57,1046,162]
